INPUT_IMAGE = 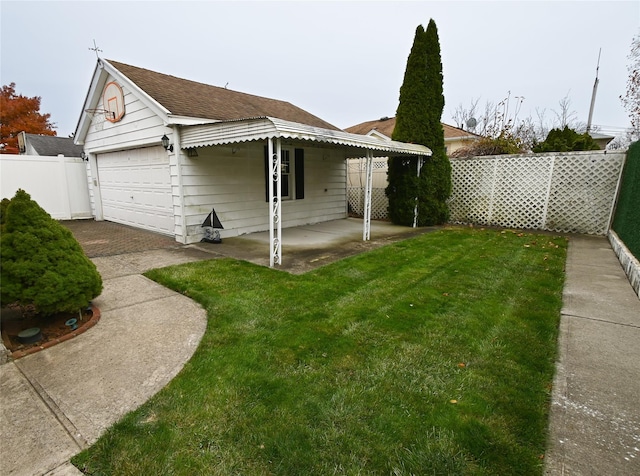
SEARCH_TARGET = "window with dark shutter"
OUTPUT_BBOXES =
[264,146,304,201]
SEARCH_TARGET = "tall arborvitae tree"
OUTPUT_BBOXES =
[387,25,428,226]
[386,20,451,226]
[418,19,451,225]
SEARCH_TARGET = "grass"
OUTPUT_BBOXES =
[72,227,567,475]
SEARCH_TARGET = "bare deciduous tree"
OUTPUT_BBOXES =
[450,92,589,152]
[451,98,479,130]
[621,32,640,139]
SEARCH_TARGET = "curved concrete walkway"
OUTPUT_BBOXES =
[0,248,210,476]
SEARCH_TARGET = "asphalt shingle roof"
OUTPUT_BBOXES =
[345,117,479,140]
[108,60,340,131]
[25,134,84,157]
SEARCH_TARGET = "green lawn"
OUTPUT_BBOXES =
[73,227,567,475]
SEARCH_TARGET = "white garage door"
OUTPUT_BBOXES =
[97,147,174,235]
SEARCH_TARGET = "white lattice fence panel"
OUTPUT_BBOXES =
[449,151,625,235]
[546,153,624,234]
[348,187,389,220]
[490,156,552,229]
[348,187,365,215]
[449,159,495,225]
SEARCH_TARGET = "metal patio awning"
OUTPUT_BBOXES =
[179,116,432,157]
[179,116,431,267]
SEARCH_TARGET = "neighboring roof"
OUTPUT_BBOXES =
[22,133,84,156]
[107,60,340,131]
[345,116,480,141]
[181,117,432,157]
[589,131,615,141]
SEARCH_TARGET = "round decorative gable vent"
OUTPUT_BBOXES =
[103,81,125,122]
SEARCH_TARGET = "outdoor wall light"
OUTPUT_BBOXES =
[161,134,174,152]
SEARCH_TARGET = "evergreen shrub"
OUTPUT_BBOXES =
[0,198,9,225]
[533,126,600,152]
[0,189,102,316]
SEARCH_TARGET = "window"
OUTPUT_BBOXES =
[281,149,291,199]
[265,146,305,201]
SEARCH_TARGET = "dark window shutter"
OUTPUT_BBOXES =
[295,148,304,200]
[264,145,269,202]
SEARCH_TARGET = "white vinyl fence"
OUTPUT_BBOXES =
[0,154,91,220]
[348,150,626,235]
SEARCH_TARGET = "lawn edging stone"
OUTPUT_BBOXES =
[8,305,101,361]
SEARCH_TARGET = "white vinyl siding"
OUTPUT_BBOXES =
[180,142,347,243]
[83,74,167,152]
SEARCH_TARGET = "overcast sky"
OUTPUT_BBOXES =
[1,1,638,139]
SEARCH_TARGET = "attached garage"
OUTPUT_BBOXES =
[96,146,173,235]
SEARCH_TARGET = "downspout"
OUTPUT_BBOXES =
[88,152,103,220]
[171,126,188,244]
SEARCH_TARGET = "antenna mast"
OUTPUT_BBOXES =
[586,48,601,133]
[89,39,103,59]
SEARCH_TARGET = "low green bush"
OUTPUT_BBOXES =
[533,126,599,152]
[0,189,102,316]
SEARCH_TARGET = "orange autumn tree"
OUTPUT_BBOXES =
[0,82,56,154]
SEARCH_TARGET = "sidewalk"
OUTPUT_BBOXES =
[545,235,640,475]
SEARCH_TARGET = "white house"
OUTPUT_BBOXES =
[74,59,430,265]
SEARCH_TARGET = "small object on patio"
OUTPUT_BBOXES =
[65,318,78,331]
[201,208,224,244]
[17,327,42,344]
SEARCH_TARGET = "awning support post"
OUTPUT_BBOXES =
[363,150,373,241]
[269,137,282,266]
[412,156,424,228]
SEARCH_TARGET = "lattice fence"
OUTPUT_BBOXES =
[348,187,389,220]
[448,151,625,234]
[347,151,625,235]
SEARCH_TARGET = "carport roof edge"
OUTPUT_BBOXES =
[179,117,432,156]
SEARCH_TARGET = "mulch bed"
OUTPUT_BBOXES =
[1,304,101,360]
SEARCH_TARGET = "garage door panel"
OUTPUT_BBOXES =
[97,147,174,235]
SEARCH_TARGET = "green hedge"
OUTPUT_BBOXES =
[612,142,640,259]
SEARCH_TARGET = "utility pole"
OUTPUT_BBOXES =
[586,48,601,133]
